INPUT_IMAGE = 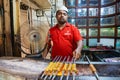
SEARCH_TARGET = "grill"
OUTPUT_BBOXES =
[92,50,120,61]
[39,63,120,80]
[39,50,120,80]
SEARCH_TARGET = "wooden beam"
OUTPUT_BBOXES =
[0,0,5,56]
[3,0,13,56]
[21,0,40,9]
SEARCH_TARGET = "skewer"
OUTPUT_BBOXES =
[51,70,58,80]
[40,56,59,79]
[72,58,76,80]
[66,57,74,80]
[40,56,57,78]
[48,56,62,80]
[80,53,85,61]
[72,72,75,80]
[60,56,70,80]
[82,53,85,75]
[52,56,67,80]
[66,71,70,80]
[86,56,100,80]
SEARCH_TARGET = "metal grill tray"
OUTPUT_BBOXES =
[49,76,120,80]
[39,62,120,80]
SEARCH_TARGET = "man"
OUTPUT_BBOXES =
[43,5,83,60]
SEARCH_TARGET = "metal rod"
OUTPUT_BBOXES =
[40,56,59,79]
[93,54,105,62]
[60,71,64,80]
[43,75,48,80]
[72,72,75,80]
[75,61,120,65]
[66,72,70,80]
[52,56,67,80]
[60,56,70,80]
[66,57,74,80]
[86,56,100,80]
[80,53,86,61]
[51,71,58,80]
[48,70,54,80]
[82,53,85,76]
[48,56,62,80]
[72,58,76,80]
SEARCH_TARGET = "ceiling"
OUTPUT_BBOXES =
[21,0,51,9]
[30,0,51,9]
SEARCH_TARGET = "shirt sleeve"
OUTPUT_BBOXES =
[73,26,83,42]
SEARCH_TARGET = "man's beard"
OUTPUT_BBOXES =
[58,20,66,24]
[58,18,67,24]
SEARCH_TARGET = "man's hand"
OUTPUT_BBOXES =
[73,40,83,60]
[73,49,81,60]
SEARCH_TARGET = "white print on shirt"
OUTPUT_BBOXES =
[64,31,71,35]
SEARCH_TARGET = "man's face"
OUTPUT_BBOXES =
[56,10,68,24]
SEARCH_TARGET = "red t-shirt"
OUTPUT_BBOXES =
[49,22,82,59]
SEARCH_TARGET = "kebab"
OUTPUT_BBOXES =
[71,58,78,80]
[48,56,62,79]
[72,59,78,73]
[86,56,100,80]
[44,56,62,80]
[66,57,74,80]
[52,56,67,80]
[60,56,70,80]
[40,56,60,79]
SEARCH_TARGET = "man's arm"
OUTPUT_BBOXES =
[42,33,52,59]
[42,44,50,59]
[73,40,83,60]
